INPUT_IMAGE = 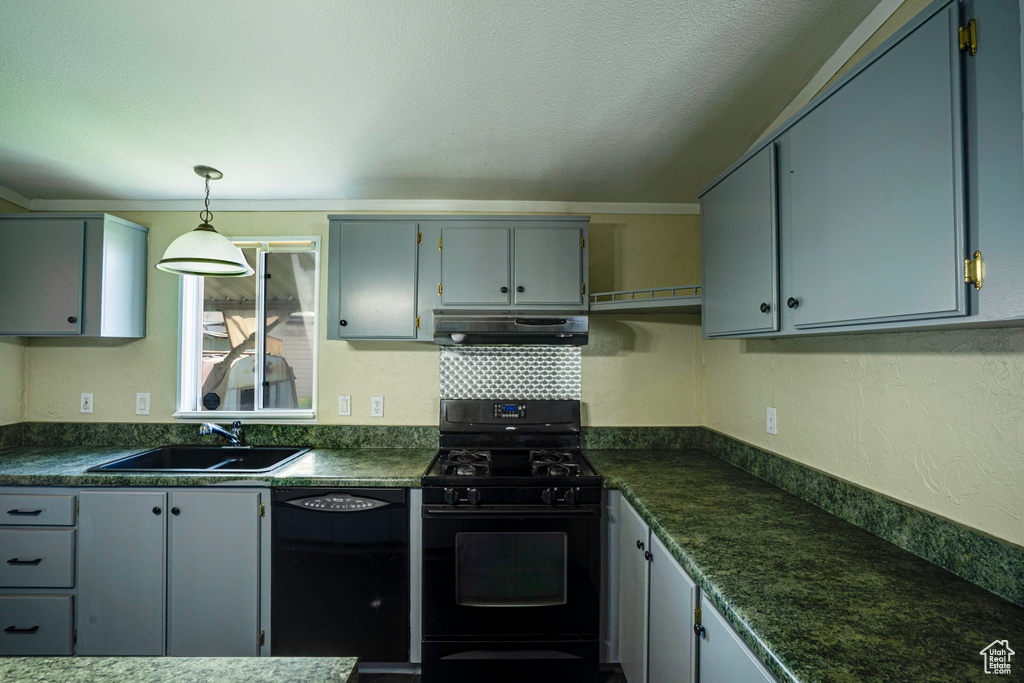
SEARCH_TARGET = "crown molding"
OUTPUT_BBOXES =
[0,184,31,210]
[26,198,700,215]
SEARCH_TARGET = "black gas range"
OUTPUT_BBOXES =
[420,399,601,683]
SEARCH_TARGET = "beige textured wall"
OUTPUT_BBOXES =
[0,198,28,424]
[21,211,701,426]
[703,0,1024,548]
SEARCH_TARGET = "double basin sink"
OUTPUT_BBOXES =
[87,446,310,474]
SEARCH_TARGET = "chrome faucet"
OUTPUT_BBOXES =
[199,420,243,446]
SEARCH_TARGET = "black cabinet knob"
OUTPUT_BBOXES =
[636,539,645,550]
[339,319,348,326]
[501,286,508,293]
[516,286,525,293]
[760,302,770,313]
[644,550,652,561]
[171,507,180,516]
[152,507,161,515]
[787,297,799,309]
[67,316,77,323]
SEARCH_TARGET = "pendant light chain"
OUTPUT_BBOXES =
[200,175,213,224]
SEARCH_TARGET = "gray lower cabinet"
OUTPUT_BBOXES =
[0,213,148,338]
[699,596,777,683]
[700,145,778,337]
[617,496,650,683]
[784,1,966,329]
[77,490,167,655]
[167,490,261,656]
[647,534,696,683]
[328,220,420,340]
[77,488,265,657]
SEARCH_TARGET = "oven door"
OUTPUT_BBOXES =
[421,504,600,640]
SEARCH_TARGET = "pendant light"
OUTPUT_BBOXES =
[155,165,254,277]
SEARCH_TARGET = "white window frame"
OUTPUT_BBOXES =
[174,236,320,422]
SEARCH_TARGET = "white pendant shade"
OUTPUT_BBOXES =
[155,224,254,277]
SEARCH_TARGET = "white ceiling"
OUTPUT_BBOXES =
[0,0,881,205]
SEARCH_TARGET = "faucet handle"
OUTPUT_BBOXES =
[199,423,214,435]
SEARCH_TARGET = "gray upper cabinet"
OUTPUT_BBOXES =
[0,213,148,338]
[328,220,419,340]
[440,226,511,306]
[700,145,778,337]
[785,2,965,329]
[513,225,585,306]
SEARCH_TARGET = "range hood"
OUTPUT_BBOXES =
[433,312,588,346]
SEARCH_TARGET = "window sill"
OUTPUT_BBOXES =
[173,410,317,424]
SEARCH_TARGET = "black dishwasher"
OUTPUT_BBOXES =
[271,488,409,660]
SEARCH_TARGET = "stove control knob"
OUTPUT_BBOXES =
[564,488,578,505]
[541,488,556,505]
[444,488,458,505]
[467,489,482,506]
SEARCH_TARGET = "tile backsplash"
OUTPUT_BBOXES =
[439,346,581,400]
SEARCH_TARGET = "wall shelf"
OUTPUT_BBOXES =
[588,285,702,314]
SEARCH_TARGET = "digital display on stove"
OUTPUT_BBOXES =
[493,403,527,418]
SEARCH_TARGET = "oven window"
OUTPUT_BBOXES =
[455,532,567,607]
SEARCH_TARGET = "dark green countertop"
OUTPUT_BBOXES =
[1,444,1022,682]
[0,656,357,682]
[0,445,436,487]
[588,449,1024,683]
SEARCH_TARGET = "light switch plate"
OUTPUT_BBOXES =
[370,396,384,418]
[136,393,151,416]
[338,395,351,416]
[81,393,94,414]
[766,406,777,435]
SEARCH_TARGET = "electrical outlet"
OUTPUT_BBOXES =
[81,393,94,414]
[370,396,384,418]
[136,393,151,416]
[338,395,351,416]
[766,406,777,435]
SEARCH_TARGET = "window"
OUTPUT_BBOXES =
[176,237,319,420]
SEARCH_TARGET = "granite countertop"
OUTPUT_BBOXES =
[0,656,357,682]
[1,444,1022,681]
[587,449,1024,683]
[0,445,436,487]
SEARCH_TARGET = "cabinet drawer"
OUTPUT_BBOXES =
[0,494,76,526]
[0,595,74,655]
[0,529,76,588]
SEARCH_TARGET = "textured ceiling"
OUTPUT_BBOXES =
[0,0,880,203]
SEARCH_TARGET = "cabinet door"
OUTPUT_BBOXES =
[648,534,696,683]
[617,499,650,683]
[513,226,584,306]
[440,227,511,306]
[77,490,166,655]
[701,146,778,337]
[699,596,777,683]
[167,490,261,656]
[786,2,966,329]
[0,219,85,335]
[332,221,419,339]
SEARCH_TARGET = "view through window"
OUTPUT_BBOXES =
[179,238,319,418]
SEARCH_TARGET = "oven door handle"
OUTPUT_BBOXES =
[423,506,599,518]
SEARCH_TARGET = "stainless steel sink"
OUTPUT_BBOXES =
[87,446,311,473]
